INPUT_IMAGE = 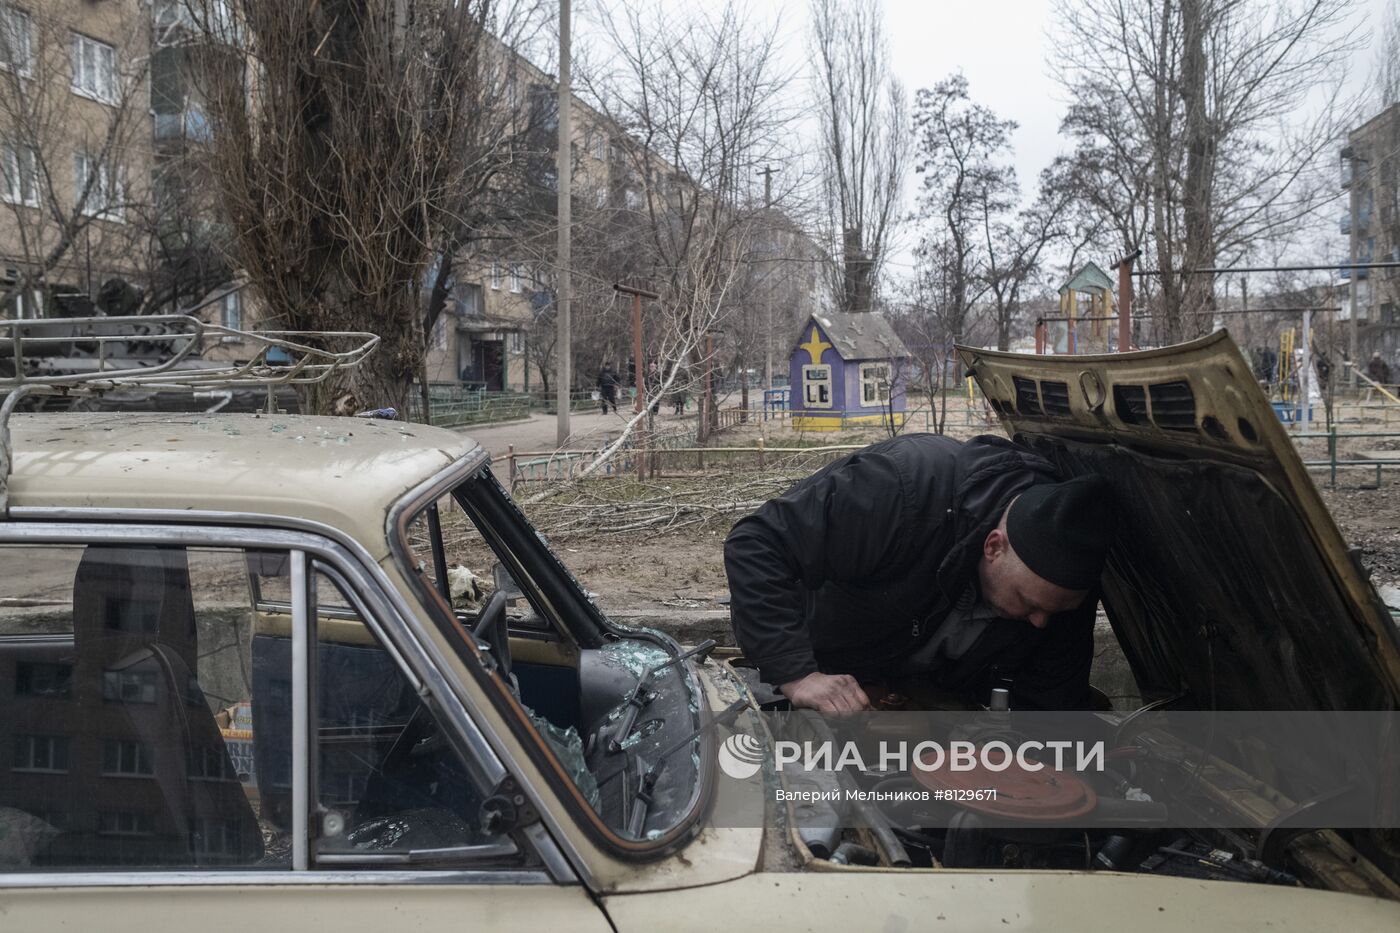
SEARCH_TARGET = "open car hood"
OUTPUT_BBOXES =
[958,331,1400,711]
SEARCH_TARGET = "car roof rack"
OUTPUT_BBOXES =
[0,314,380,515]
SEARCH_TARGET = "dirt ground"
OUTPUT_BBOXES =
[523,403,1400,621]
[553,488,1400,617]
[1318,484,1400,589]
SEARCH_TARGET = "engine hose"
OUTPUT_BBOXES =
[853,794,912,867]
[830,841,880,866]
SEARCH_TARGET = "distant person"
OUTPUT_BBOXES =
[646,361,662,415]
[597,364,620,415]
[1367,351,1391,387]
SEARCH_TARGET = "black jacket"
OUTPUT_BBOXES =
[724,433,1096,710]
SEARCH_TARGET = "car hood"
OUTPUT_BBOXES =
[958,331,1400,710]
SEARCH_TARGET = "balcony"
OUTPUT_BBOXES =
[1340,207,1372,236]
[154,110,212,143]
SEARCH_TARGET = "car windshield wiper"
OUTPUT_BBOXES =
[626,697,748,838]
[607,639,717,754]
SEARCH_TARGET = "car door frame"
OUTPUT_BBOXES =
[0,515,586,896]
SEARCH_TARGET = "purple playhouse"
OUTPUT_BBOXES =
[789,311,910,431]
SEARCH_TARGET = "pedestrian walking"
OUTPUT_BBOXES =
[597,364,620,415]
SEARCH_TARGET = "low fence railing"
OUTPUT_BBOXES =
[529,389,601,414]
[1297,428,1400,488]
[408,387,533,427]
[495,441,869,488]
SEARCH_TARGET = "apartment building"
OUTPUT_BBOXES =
[0,4,820,399]
[420,51,638,394]
[1341,102,1400,361]
[0,0,153,318]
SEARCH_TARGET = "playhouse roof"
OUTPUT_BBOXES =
[1057,261,1114,296]
[799,312,910,361]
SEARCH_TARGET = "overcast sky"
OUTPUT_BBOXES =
[577,0,1398,278]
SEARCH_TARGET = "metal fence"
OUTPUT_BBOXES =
[497,440,870,488]
[407,386,532,427]
[1298,428,1400,488]
[528,389,602,414]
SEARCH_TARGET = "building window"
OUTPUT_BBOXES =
[509,263,522,293]
[859,362,892,405]
[1,140,38,206]
[431,313,447,351]
[191,818,241,855]
[33,810,65,831]
[74,150,125,221]
[457,282,483,317]
[104,593,160,633]
[102,667,158,704]
[98,810,153,836]
[5,285,43,319]
[802,364,832,409]
[70,33,117,104]
[220,289,242,329]
[590,129,606,161]
[0,6,32,75]
[188,744,237,782]
[509,331,523,354]
[490,261,501,290]
[103,738,154,776]
[13,734,69,772]
[15,661,70,697]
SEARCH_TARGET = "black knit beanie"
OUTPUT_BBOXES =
[1005,475,1115,590]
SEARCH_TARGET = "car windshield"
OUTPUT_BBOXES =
[394,464,707,843]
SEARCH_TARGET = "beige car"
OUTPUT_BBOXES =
[1,330,1398,930]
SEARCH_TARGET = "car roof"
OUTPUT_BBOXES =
[6,412,482,554]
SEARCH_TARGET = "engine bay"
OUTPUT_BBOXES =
[733,665,1400,894]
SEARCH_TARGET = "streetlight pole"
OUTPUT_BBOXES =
[555,0,573,445]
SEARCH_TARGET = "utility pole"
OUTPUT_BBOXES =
[1348,155,1359,390]
[1111,248,1141,353]
[614,283,659,475]
[1302,307,1313,434]
[555,0,573,445]
[757,166,779,392]
[757,164,778,209]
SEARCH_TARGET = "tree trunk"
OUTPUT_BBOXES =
[1180,0,1215,338]
[1151,1,1181,344]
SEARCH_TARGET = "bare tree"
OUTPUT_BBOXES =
[570,1,797,447]
[185,0,520,413]
[1373,0,1400,110]
[809,0,907,313]
[1051,0,1362,343]
[421,9,552,366]
[981,162,1090,350]
[894,233,996,435]
[911,74,1015,352]
[0,7,153,315]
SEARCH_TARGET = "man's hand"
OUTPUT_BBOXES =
[779,672,874,713]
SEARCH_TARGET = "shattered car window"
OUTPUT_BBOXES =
[395,467,707,842]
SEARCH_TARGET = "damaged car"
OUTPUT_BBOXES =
[0,321,1398,930]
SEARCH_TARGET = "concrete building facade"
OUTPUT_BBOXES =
[0,0,154,317]
[1341,103,1400,363]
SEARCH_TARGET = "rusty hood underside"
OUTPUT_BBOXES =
[957,331,1400,711]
